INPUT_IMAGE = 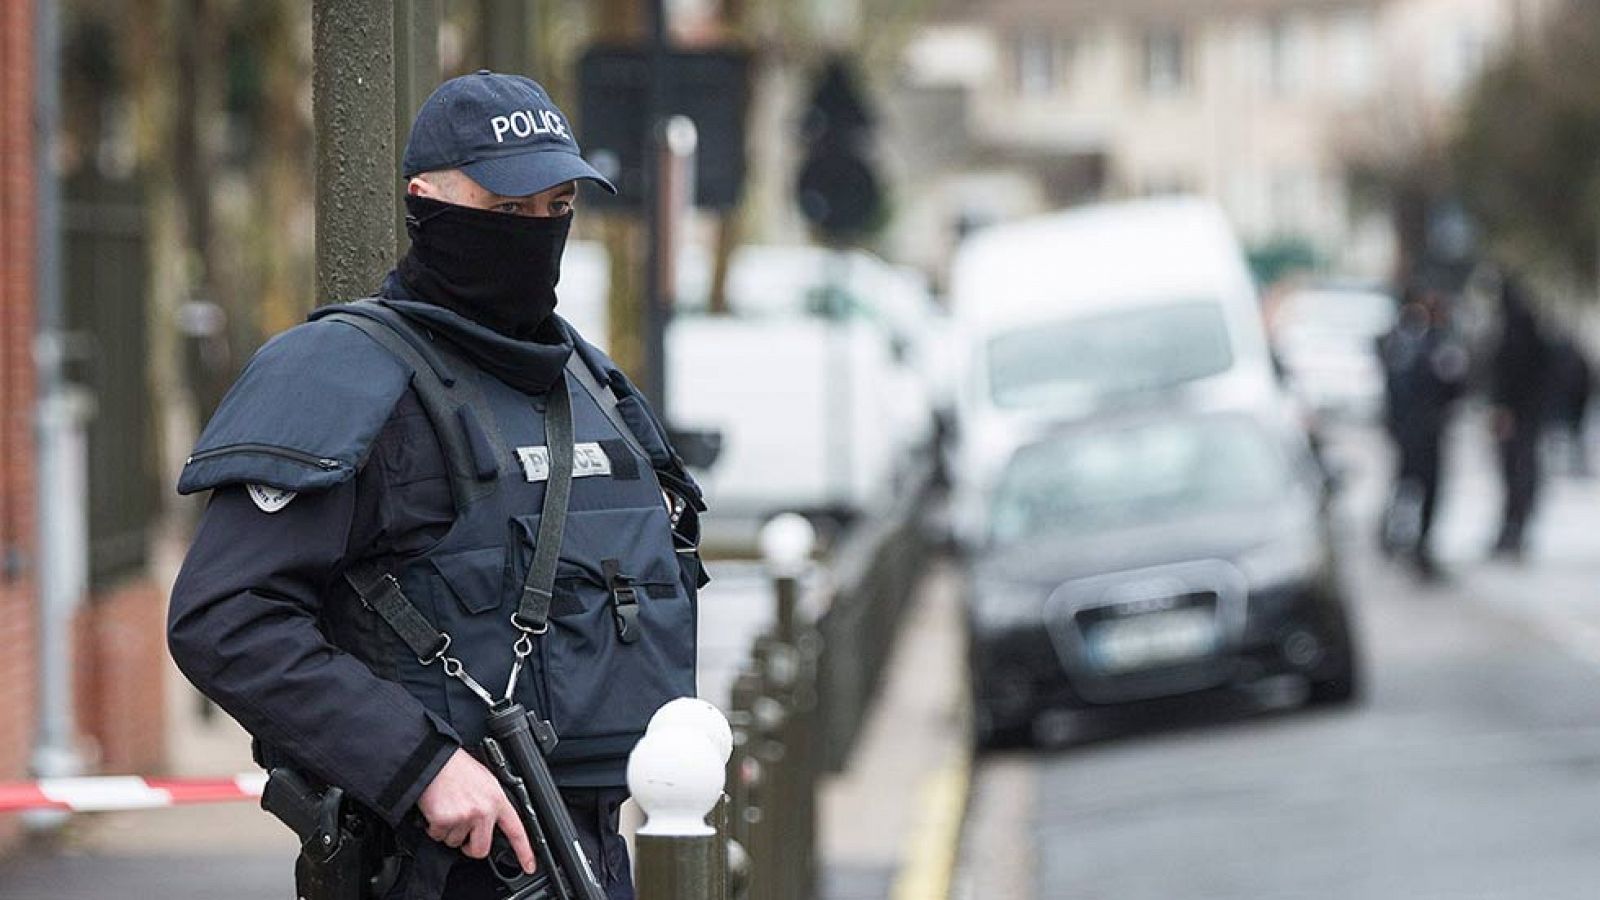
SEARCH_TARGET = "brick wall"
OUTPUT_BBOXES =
[74,579,168,775]
[0,0,37,851]
[0,2,167,854]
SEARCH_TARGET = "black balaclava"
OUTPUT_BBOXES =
[398,193,571,341]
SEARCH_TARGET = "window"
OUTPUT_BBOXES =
[986,301,1235,410]
[1265,17,1290,96]
[1331,11,1376,101]
[1264,15,1314,98]
[1143,26,1189,96]
[989,415,1287,545]
[1015,30,1059,96]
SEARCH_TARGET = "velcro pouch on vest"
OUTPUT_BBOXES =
[176,318,413,496]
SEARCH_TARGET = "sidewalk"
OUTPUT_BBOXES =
[818,558,971,900]
[0,528,296,900]
[69,524,291,857]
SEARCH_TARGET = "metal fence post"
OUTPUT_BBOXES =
[711,792,731,900]
[759,515,817,900]
[727,670,763,899]
[761,514,813,645]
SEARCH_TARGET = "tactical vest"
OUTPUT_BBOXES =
[182,300,702,787]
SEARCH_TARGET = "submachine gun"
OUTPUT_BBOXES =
[259,702,606,900]
[257,627,610,894]
[481,700,608,900]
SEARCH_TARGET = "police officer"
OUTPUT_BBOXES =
[168,72,705,900]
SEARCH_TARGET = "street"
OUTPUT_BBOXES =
[954,414,1600,900]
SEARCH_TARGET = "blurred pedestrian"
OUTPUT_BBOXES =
[1489,274,1554,560]
[1377,282,1469,579]
[1546,334,1593,476]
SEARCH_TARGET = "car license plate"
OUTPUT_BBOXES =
[1088,609,1218,673]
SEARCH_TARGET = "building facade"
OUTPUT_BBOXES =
[0,0,40,851]
[0,0,169,854]
[890,0,1549,280]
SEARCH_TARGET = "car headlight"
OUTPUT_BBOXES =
[1236,532,1326,590]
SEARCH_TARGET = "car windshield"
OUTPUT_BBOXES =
[988,416,1288,546]
[987,301,1234,410]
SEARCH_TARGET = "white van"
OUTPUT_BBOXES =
[947,197,1281,536]
[669,245,943,541]
[556,241,945,545]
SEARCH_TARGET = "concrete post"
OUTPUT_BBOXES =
[393,0,440,259]
[313,0,399,304]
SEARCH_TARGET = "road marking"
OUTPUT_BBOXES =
[890,751,972,900]
[950,755,1037,900]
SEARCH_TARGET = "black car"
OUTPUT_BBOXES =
[964,406,1358,748]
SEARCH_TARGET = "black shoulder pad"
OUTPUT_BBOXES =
[177,317,413,496]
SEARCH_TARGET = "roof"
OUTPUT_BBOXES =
[949,196,1258,330]
[930,0,1380,27]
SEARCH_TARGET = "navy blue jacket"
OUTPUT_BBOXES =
[168,275,700,829]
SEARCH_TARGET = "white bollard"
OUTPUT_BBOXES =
[647,698,734,766]
[759,513,816,579]
[629,723,725,837]
[634,700,735,899]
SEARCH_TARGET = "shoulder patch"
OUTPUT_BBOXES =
[247,484,298,513]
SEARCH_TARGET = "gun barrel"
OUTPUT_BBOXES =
[485,703,608,900]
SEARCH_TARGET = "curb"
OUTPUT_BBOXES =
[889,749,973,900]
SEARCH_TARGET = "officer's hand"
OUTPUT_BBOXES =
[418,748,536,874]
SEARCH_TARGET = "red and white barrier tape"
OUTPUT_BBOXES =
[0,774,266,813]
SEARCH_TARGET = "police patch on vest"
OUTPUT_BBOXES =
[516,443,613,482]
[247,483,297,513]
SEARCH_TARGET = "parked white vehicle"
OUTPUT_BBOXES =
[1271,285,1398,421]
[671,246,943,540]
[946,197,1282,543]
[556,241,946,543]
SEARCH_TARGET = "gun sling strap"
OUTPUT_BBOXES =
[331,302,575,695]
